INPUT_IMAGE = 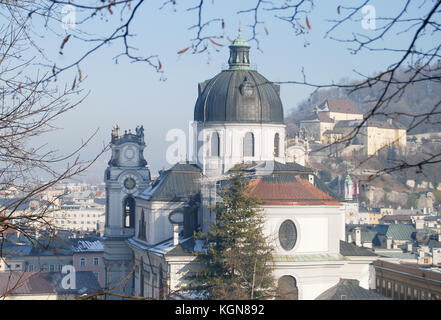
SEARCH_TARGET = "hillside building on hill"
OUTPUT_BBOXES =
[300,99,406,156]
[315,99,364,121]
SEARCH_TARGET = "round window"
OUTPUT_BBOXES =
[279,220,297,251]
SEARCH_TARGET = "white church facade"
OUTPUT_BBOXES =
[102,35,378,300]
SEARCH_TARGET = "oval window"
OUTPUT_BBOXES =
[279,220,297,251]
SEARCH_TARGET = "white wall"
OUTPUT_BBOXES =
[136,199,184,246]
[194,123,286,176]
[261,205,345,255]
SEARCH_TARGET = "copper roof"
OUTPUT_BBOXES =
[248,175,341,206]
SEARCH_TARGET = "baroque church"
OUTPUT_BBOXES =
[103,34,377,300]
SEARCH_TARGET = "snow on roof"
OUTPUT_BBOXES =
[73,240,104,253]
[127,236,193,256]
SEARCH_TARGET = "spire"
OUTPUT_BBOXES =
[344,168,354,201]
[228,28,251,70]
[345,167,352,184]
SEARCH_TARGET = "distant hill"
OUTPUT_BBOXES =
[285,64,441,137]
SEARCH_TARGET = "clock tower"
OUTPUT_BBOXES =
[103,125,151,298]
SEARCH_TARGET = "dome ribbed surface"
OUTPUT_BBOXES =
[194,69,284,124]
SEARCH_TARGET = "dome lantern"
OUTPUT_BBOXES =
[228,31,251,70]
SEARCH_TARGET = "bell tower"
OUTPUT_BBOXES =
[103,125,151,298]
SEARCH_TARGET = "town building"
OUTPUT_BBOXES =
[299,98,407,156]
[373,260,441,300]
[0,234,73,273]
[73,240,105,287]
[0,271,100,300]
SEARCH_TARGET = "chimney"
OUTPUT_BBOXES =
[173,224,179,246]
[386,237,392,249]
[407,242,413,253]
[348,234,353,244]
[355,227,361,247]
[308,174,314,185]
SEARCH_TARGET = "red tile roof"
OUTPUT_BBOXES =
[319,99,362,115]
[95,190,103,197]
[248,176,341,206]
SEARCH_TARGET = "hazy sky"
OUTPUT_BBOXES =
[28,0,437,183]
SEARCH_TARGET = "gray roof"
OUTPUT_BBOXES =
[1,240,73,257]
[427,240,441,248]
[0,197,39,211]
[138,162,201,202]
[333,119,405,130]
[127,236,196,257]
[0,271,101,296]
[318,99,362,115]
[333,119,363,129]
[194,69,284,124]
[315,279,389,300]
[165,237,195,257]
[1,243,33,257]
[340,241,377,257]
[238,160,313,176]
[375,250,418,260]
[73,240,104,253]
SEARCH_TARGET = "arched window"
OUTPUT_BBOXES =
[123,196,135,228]
[274,133,280,157]
[278,275,298,300]
[211,132,220,157]
[243,132,254,157]
[138,209,146,240]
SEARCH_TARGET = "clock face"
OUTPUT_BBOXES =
[120,173,140,194]
[124,177,136,190]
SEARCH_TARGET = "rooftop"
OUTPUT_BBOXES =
[315,279,389,300]
[0,271,101,297]
[340,240,377,257]
[73,240,104,253]
[137,162,201,202]
[318,99,362,115]
[303,112,334,123]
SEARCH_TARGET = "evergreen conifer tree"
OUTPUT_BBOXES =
[185,167,276,300]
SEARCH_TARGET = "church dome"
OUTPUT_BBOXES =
[194,35,284,124]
